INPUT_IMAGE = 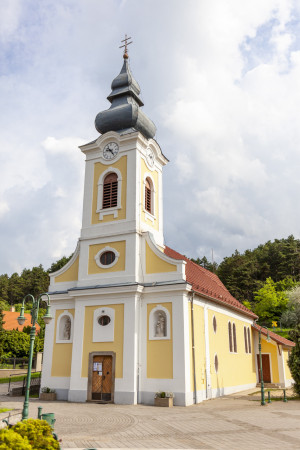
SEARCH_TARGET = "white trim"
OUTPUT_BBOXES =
[49,242,80,278]
[204,305,211,399]
[56,310,74,344]
[149,304,171,340]
[96,167,122,220]
[94,246,120,269]
[93,306,115,342]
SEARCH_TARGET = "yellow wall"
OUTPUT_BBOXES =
[54,256,79,283]
[283,349,292,379]
[91,156,127,224]
[260,339,280,383]
[208,310,257,389]
[145,242,177,274]
[81,304,124,378]
[88,241,126,274]
[141,158,159,231]
[189,303,206,391]
[51,309,74,377]
[147,303,173,379]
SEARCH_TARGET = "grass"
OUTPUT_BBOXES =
[0,408,12,413]
[268,328,292,339]
[0,372,41,384]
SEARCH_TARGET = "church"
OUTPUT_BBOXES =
[42,42,294,406]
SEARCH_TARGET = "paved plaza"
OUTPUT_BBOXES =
[1,389,300,449]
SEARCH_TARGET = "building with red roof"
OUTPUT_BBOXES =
[2,309,41,334]
[41,50,294,406]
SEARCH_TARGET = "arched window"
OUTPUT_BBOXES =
[145,177,152,214]
[247,327,251,353]
[214,354,219,373]
[233,323,237,353]
[213,315,217,333]
[244,326,248,353]
[103,173,118,209]
[228,322,233,352]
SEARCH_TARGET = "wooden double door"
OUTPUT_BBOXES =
[257,354,271,383]
[88,352,115,402]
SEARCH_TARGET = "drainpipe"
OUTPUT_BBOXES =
[137,293,142,404]
[190,291,197,404]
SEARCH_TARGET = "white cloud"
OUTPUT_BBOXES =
[0,0,300,275]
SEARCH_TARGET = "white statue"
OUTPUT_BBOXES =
[63,317,71,340]
[155,312,166,337]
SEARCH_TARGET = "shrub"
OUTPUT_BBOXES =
[12,419,59,450]
[41,386,56,393]
[288,325,300,396]
[0,428,32,450]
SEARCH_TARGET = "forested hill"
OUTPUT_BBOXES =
[1,236,300,309]
[0,255,72,309]
[194,235,300,304]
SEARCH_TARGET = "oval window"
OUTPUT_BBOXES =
[100,251,115,266]
[98,315,111,326]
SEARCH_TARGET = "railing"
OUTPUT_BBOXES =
[8,372,41,396]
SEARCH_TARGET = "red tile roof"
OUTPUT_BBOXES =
[2,311,40,334]
[252,324,295,347]
[164,246,258,319]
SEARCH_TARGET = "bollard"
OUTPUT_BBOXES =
[37,406,43,420]
[41,412,56,429]
[268,391,271,403]
[283,389,287,402]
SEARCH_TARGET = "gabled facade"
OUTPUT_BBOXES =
[42,51,294,405]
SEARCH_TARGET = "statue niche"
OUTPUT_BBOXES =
[58,314,72,341]
[154,310,167,338]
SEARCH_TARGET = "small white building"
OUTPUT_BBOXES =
[42,51,294,405]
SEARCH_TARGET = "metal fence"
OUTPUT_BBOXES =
[0,357,29,370]
[8,372,41,396]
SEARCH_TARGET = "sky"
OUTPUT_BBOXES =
[1,0,300,275]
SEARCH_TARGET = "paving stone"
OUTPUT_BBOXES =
[0,390,299,449]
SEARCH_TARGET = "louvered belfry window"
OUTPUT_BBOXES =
[103,173,118,209]
[145,178,152,213]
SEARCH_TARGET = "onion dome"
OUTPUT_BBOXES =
[95,55,156,139]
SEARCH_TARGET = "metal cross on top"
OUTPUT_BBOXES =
[119,34,132,59]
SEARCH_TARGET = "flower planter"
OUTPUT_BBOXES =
[39,392,57,401]
[154,397,173,407]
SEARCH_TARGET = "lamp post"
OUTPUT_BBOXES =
[17,293,52,420]
[258,325,270,406]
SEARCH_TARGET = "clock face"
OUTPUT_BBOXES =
[103,142,119,160]
[146,148,155,167]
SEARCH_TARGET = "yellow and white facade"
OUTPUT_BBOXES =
[42,54,294,405]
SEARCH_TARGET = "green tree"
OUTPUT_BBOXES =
[191,256,218,273]
[281,285,300,327]
[253,277,289,325]
[0,330,30,358]
[288,325,300,396]
[48,254,73,273]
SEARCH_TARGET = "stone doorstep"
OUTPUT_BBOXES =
[256,383,280,388]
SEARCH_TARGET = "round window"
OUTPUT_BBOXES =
[100,251,115,266]
[98,315,111,326]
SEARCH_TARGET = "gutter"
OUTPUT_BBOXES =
[190,291,197,404]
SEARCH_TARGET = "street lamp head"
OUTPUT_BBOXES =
[42,304,52,325]
[17,306,26,326]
